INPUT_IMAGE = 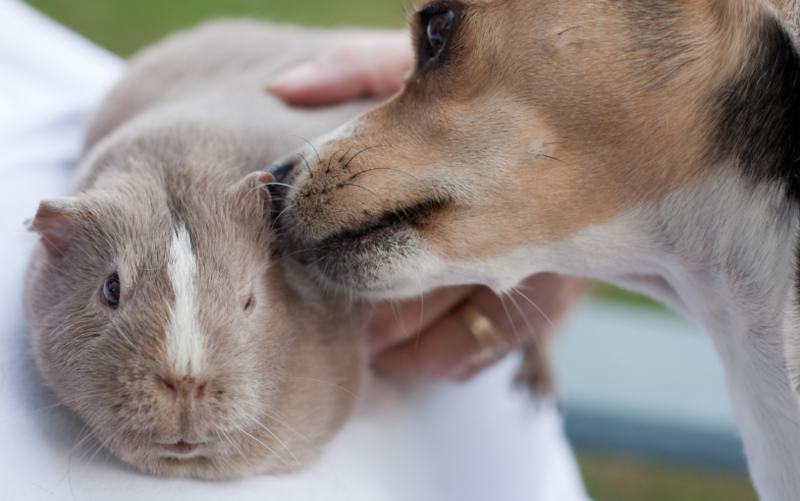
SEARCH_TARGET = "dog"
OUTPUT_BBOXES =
[267,1,800,499]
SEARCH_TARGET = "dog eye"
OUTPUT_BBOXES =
[102,272,121,308]
[426,10,454,55]
[418,6,457,68]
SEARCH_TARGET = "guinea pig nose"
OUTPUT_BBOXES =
[267,157,298,184]
[158,375,213,400]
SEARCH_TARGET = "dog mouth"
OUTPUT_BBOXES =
[286,199,447,289]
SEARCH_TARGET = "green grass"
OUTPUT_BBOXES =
[590,281,666,309]
[26,0,410,57]
[23,1,758,498]
[577,452,758,501]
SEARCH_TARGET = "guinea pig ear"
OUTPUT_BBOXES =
[27,197,82,260]
[231,171,274,218]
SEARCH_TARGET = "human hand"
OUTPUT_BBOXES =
[267,31,412,106]
[369,274,587,382]
[268,38,585,385]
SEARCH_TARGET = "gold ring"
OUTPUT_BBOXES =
[455,302,511,367]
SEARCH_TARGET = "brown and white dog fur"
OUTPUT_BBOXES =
[270,1,800,498]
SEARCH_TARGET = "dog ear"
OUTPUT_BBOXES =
[27,197,82,261]
[763,0,800,41]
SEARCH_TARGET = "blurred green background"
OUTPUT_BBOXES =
[22,0,756,499]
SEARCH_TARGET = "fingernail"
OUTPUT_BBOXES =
[267,62,319,91]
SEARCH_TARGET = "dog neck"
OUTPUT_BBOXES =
[601,173,800,500]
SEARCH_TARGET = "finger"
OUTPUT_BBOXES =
[367,285,476,355]
[372,274,587,381]
[372,287,524,381]
[267,60,369,106]
[267,33,412,106]
[506,273,587,336]
[372,313,478,380]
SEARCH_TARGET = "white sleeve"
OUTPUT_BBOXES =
[0,1,590,499]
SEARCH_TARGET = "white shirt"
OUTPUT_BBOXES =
[0,1,590,499]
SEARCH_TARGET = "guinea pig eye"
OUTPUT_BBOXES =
[426,10,454,55]
[103,273,121,308]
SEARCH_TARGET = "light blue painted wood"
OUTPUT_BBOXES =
[552,299,745,468]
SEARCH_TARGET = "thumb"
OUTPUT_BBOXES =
[267,32,412,107]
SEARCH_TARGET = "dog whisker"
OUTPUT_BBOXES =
[338,182,383,200]
[510,286,557,331]
[343,144,391,171]
[297,152,313,179]
[506,290,543,350]
[415,272,425,350]
[326,148,345,175]
[498,293,523,348]
[291,135,321,164]
[348,166,422,182]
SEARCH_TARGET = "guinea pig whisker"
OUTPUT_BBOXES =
[86,438,109,465]
[45,316,74,344]
[271,204,295,231]
[65,423,92,460]
[29,229,79,270]
[64,427,107,494]
[262,410,320,453]
[263,181,297,190]
[218,429,253,468]
[242,411,304,472]
[25,247,67,273]
[233,423,294,473]
[70,442,103,498]
[239,263,273,293]
[114,325,138,352]
[18,401,64,418]
[286,376,361,403]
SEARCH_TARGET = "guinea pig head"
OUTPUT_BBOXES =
[25,169,366,480]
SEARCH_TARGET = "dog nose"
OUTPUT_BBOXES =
[268,157,298,184]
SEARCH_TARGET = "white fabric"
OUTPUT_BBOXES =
[0,1,590,499]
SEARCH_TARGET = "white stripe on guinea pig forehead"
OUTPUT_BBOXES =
[165,224,206,377]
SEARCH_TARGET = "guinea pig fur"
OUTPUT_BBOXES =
[23,21,375,480]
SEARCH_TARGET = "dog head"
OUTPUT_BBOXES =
[270,0,800,298]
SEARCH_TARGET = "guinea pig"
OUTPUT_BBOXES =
[24,21,379,480]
